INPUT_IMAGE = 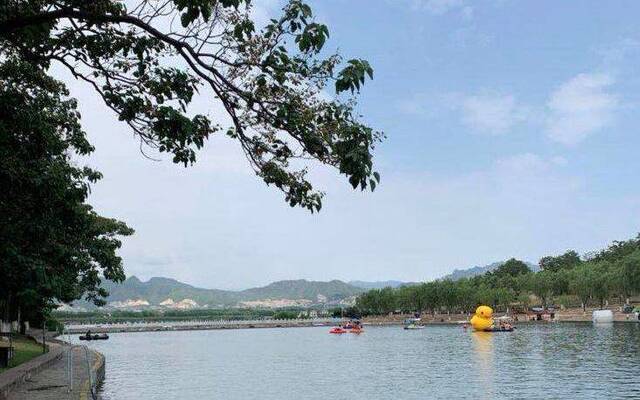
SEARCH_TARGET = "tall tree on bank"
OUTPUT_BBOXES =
[491,258,531,278]
[0,61,133,325]
[1,0,382,212]
[539,250,581,272]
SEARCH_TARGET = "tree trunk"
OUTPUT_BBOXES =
[18,307,26,334]
[2,293,11,326]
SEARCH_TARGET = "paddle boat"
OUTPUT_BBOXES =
[330,319,364,334]
[79,333,109,341]
[483,326,514,333]
[470,306,515,333]
[403,323,425,330]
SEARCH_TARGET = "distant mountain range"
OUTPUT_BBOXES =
[78,277,365,309]
[68,260,539,310]
[440,261,539,281]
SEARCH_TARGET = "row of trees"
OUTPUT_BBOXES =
[356,237,640,316]
[1,1,379,330]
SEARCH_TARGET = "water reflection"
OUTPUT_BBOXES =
[471,331,494,400]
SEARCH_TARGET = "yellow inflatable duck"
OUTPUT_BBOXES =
[470,305,493,331]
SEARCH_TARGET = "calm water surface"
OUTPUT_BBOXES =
[73,323,640,400]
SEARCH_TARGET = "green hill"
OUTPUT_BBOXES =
[92,276,364,308]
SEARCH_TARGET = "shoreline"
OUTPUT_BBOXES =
[63,309,640,334]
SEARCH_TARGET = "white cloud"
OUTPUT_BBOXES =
[399,73,618,142]
[396,92,529,135]
[460,93,529,135]
[250,0,283,29]
[493,153,555,174]
[461,6,474,20]
[330,152,639,281]
[411,0,469,16]
[546,73,618,145]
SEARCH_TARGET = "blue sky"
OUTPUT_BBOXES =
[57,0,640,289]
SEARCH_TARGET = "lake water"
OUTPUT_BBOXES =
[72,323,640,400]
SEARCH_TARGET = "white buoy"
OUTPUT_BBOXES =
[592,309,614,324]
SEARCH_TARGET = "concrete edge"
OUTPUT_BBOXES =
[79,348,105,400]
[0,342,64,400]
[92,350,105,397]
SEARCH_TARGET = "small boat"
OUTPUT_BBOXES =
[329,327,347,334]
[79,333,109,341]
[483,327,514,333]
[404,318,421,325]
[403,324,425,330]
[340,319,364,333]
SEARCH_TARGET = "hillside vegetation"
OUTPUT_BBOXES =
[356,235,640,315]
[94,278,364,308]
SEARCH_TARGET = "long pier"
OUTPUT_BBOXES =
[64,318,339,334]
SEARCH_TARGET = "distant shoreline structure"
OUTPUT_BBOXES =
[65,318,337,334]
[64,308,639,334]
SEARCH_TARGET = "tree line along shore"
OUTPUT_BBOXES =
[55,235,640,332]
[354,235,640,317]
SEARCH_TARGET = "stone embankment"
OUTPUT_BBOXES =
[0,333,104,400]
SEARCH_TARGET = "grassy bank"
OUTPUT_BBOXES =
[0,335,45,373]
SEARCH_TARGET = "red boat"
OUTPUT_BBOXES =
[329,327,347,334]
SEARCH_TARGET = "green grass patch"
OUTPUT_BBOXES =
[0,335,46,373]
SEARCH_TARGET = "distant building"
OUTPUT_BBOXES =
[159,298,175,307]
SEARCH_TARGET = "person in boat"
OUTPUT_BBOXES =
[496,320,513,331]
[85,329,92,337]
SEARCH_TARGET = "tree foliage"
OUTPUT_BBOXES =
[356,237,640,316]
[1,0,382,212]
[491,258,531,278]
[0,60,133,323]
[539,250,581,272]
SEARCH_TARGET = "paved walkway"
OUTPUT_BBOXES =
[7,345,100,400]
